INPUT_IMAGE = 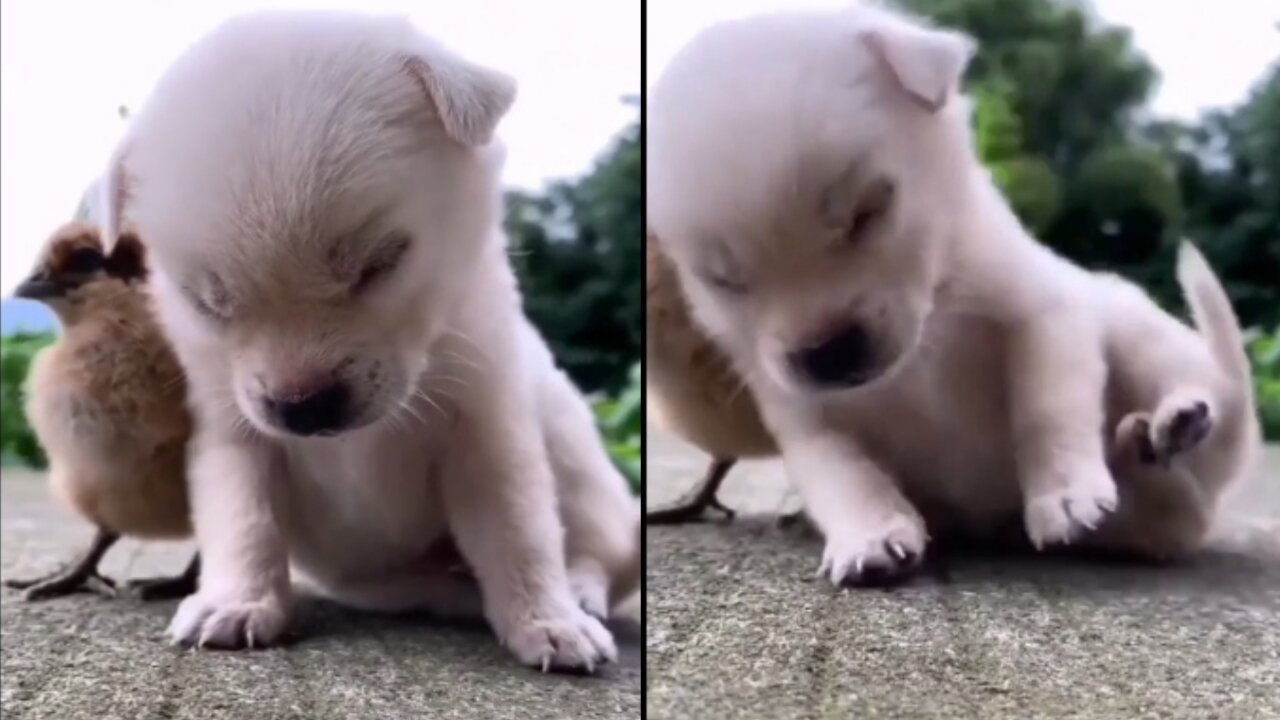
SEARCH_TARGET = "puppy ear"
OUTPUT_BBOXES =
[861,24,975,113]
[401,49,517,146]
[105,231,147,282]
[99,136,133,253]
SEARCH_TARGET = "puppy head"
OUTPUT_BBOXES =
[100,11,515,438]
[647,4,976,396]
[15,221,147,325]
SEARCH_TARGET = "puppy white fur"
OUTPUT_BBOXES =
[99,11,639,671]
[648,4,1260,585]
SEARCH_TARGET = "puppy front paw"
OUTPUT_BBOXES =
[817,510,927,588]
[168,591,290,650]
[1024,462,1118,548]
[500,602,617,673]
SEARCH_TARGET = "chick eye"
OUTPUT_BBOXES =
[353,233,411,294]
[845,179,896,243]
[62,247,104,275]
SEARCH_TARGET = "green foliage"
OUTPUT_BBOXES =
[909,0,1280,439]
[592,364,642,491]
[905,0,1278,332]
[0,332,54,468]
[916,0,1181,262]
[1250,327,1280,441]
[506,108,641,395]
[1150,63,1280,330]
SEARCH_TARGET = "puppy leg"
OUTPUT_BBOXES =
[1089,421,1214,558]
[168,432,291,649]
[1007,315,1118,548]
[443,404,616,673]
[767,407,926,586]
[1142,387,1216,465]
[540,367,641,620]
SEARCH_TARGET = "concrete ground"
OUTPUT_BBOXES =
[0,471,640,720]
[646,426,1280,720]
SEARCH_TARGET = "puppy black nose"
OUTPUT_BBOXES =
[790,324,877,388]
[266,382,351,436]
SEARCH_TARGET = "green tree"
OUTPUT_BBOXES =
[906,0,1276,330]
[505,103,641,394]
[0,333,53,468]
[1147,64,1280,329]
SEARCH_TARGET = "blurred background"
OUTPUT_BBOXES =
[0,0,641,487]
[647,0,1280,443]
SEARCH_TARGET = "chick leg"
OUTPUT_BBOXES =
[126,553,200,601]
[5,527,120,601]
[646,457,737,525]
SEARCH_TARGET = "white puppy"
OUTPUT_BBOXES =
[648,3,1260,585]
[98,11,639,672]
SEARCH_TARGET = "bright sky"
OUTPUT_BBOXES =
[3,2,1276,297]
[646,0,1280,111]
[0,0,638,295]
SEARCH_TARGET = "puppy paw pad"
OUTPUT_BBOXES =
[1152,398,1214,461]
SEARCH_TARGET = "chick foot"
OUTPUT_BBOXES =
[5,528,120,601]
[646,458,737,525]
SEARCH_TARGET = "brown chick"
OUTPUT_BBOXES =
[645,233,779,524]
[4,221,199,601]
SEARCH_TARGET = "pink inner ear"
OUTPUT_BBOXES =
[401,56,451,130]
[861,30,949,113]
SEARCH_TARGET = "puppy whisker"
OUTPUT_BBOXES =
[424,374,471,390]
[440,330,490,364]
[395,395,429,427]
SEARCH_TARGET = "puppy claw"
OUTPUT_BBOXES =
[1024,468,1118,548]
[169,592,288,651]
[819,512,927,589]
[501,604,616,674]
[887,541,910,562]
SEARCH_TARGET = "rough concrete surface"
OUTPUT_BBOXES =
[646,426,1280,720]
[0,471,640,720]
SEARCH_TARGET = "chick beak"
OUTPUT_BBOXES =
[13,273,64,300]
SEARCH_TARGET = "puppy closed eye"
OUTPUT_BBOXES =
[353,233,411,294]
[701,270,749,296]
[187,293,229,323]
[184,278,234,323]
[844,179,896,244]
[698,243,751,297]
